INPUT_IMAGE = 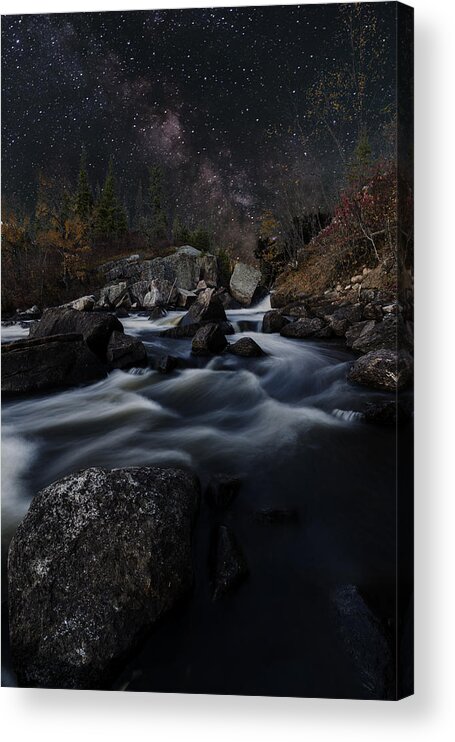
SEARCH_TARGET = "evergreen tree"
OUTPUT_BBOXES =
[94,158,128,237]
[75,147,93,223]
[133,180,144,231]
[189,225,212,251]
[172,214,190,244]
[147,165,168,242]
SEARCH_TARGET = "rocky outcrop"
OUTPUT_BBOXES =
[280,317,325,339]
[210,525,248,600]
[262,310,290,334]
[29,307,123,360]
[101,247,218,293]
[191,323,228,355]
[8,466,200,689]
[229,262,262,306]
[1,334,107,394]
[227,337,265,357]
[143,278,178,308]
[106,331,148,370]
[348,349,413,391]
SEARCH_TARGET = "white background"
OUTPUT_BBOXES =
[1,0,454,739]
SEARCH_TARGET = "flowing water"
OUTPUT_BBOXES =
[1,298,412,696]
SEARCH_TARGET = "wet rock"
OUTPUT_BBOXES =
[205,475,241,509]
[332,585,394,700]
[148,306,166,321]
[229,262,262,306]
[1,334,106,394]
[280,317,325,339]
[106,331,147,370]
[181,288,227,327]
[213,287,242,310]
[191,323,228,355]
[227,337,265,357]
[8,466,200,689]
[348,349,413,391]
[155,355,179,374]
[210,525,248,600]
[363,400,412,426]
[161,323,202,339]
[115,308,130,319]
[29,307,123,361]
[262,310,290,334]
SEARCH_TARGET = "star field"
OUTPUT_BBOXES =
[1,4,397,222]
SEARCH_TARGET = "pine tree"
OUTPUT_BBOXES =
[75,147,93,223]
[147,165,168,242]
[172,214,190,244]
[94,158,128,237]
[133,180,144,232]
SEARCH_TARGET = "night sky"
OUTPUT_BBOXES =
[1,3,397,229]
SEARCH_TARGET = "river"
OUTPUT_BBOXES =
[1,297,411,697]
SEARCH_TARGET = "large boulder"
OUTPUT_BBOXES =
[1,334,107,395]
[141,247,218,291]
[351,316,412,354]
[280,317,325,338]
[262,310,290,334]
[101,255,142,284]
[106,331,148,370]
[229,262,262,306]
[227,337,265,357]
[191,323,228,355]
[181,288,227,327]
[8,466,200,689]
[29,307,123,360]
[348,349,413,391]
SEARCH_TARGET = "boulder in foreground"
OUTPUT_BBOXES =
[8,466,200,689]
[348,349,413,391]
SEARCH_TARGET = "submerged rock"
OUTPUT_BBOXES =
[1,334,107,394]
[191,323,228,355]
[262,310,290,334]
[227,337,265,357]
[29,307,123,360]
[106,331,148,370]
[205,475,242,509]
[332,585,394,700]
[348,349,413,391]
[210,525,248,600]
[229,262,262,306]
[8,466,200,689]
[280,317,325,338]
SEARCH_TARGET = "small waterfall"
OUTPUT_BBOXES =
[332,408,365,423]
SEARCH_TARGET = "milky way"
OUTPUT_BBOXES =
[1,4,397,222]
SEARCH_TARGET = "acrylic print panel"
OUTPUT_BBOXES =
[1,2,414,699]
